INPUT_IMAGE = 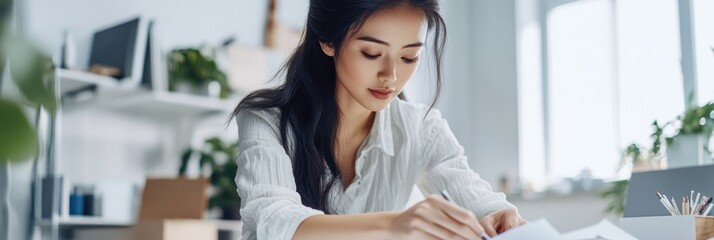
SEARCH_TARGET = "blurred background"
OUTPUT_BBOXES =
[1,0,713,239]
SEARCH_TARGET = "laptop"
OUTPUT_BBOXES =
[623,164,714,217]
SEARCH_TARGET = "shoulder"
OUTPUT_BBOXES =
[235,107,280,125]
[234,107,283,137]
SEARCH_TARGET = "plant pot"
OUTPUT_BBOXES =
[666,134,712,168]
[220,206,241,220]
[173,81,221,98]
[632,160,664,173]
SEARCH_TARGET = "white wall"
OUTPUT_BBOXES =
[440,0,521,187]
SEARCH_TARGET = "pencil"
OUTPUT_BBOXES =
[441,190,491,240]
[671,197,681,215]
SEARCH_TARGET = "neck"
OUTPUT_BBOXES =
[335,83,374,142]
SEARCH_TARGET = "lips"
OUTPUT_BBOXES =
[368,88,394,100]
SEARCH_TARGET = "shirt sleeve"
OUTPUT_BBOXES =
[235,109,324,240]
[415,109,516,218]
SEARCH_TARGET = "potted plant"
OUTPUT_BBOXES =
[601,99,714,215]
[178,137,241,220]
[665,100,714,168]
[168,48,232,99]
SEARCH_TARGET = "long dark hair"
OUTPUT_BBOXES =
[231,0,446,213]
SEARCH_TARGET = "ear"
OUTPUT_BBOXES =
[319,41,335,57]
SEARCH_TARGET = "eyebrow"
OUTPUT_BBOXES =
[356,36,423,49]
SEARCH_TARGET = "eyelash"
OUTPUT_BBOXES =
[361,51,419,64]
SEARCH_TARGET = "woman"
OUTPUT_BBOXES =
[232,0,526,239]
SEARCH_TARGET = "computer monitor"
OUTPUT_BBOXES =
[88,16,150,87]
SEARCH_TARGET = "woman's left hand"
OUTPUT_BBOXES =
[478,208,527,237]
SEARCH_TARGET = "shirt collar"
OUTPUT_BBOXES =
[359,101,395,156]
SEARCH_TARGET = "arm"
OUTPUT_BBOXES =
[293,212,398,240]
[235,110,324,240]
[296,195,488,240]
[415,109,524,235]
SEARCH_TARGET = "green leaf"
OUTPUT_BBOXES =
[178,149,194,176]
[205,137,223,152]
[199,153,216,171]
[0,99,38,163]
[5,35,57,112]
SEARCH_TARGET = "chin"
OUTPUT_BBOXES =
[359,98,393,112]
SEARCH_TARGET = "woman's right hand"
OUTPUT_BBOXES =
[390,195,486,239]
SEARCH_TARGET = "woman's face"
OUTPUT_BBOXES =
[322,6,428,112]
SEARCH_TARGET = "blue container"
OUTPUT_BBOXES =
[69,190,84,216]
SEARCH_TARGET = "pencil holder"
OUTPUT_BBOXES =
[619,215,714,240]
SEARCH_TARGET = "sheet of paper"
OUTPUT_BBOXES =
[561,219,637,240]
[491,219,562,240]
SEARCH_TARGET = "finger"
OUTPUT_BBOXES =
[500,218,521,233]
[426,195,483,234]
[412,217,465,240]
[480,219,498,237]
[423,206,480,240]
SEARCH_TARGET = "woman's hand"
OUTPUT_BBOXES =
[390,195,486,239]
[478,208,527,237]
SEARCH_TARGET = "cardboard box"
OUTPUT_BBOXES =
[620,215,714,240]
[73,220,217,240]
[139,178,209,219]
[74,178,218,240]
[134,219,217,240]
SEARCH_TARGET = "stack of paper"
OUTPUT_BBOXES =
[492,219,637,240]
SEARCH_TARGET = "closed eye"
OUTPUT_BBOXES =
[402,57,419,64]
[361,51,381,59]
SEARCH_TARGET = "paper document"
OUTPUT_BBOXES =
[492,219,637,240]
[561,219,637,240]
[491,219,560,240]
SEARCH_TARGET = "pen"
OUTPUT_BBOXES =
[693,193,701,215]
[663,194,678,215]
[682,197,687,215]
[656,192,675,215]
[671,197,681,215]
[704,204,713,216]
[699,197,712,215]
[440,190,491,240]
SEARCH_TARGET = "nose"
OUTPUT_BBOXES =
[378,59,397,83]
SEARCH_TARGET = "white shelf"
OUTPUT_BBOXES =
[38,217,241,230]
[57,69,242,119]
[57,68,122,95]
[38,216,133,228]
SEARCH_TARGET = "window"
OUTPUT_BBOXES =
[518,22,546,188]
[519,0,688,181]
[693,0,714,104]
[616,0,684,150]
[546,0,618,178]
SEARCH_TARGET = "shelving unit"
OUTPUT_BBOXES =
[57,68,242,119]
[37,216,133,228]
[37,68,245,240]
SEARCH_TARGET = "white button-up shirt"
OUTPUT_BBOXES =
[235,99,515,240]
